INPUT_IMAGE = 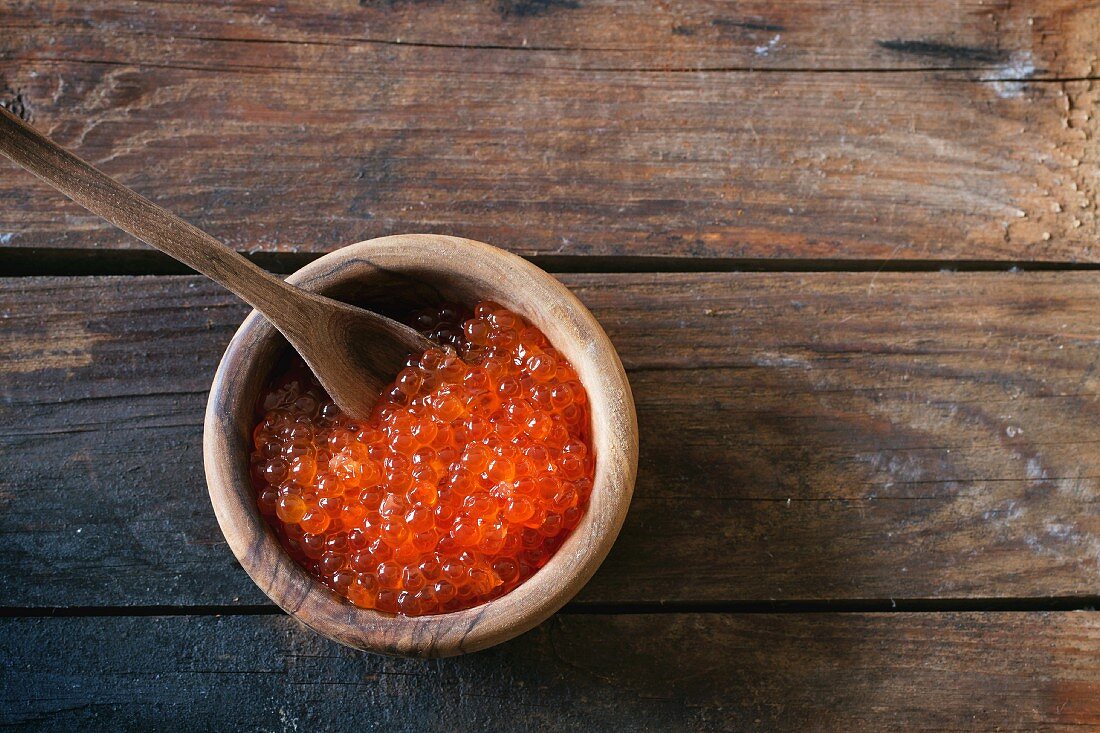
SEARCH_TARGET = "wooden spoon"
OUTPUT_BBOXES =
[0,105,433,420]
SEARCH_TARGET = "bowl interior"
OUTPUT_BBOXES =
[204,234,638,657]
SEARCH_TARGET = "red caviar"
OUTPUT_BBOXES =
[249,301,594,616]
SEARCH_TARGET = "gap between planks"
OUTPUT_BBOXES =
[2,597,1099,618]
[4,249,1100,277]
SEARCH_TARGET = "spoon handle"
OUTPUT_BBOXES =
[0,105,296,314]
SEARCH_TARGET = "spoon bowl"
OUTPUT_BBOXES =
[204,234,638,657]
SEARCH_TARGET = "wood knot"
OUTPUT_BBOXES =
[0,86,31,122]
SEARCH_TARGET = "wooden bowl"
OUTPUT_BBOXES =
[203,234,638,657]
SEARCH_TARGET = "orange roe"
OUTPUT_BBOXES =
[250,301,594,616]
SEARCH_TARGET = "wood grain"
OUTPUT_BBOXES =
[0,1,1096,262]
[3,0,1096,72]
[2,271,1099,608]
[3,612,1100,731]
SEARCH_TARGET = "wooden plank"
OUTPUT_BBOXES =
[2,272,1099,607]
[0,2,1095,262]
[2,612,1100,730]
[2,0,1095,73]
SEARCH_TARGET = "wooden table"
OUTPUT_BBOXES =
[1,2,1098,729]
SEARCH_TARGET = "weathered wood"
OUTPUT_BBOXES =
[3,612,1100,730]
[0,1,1095,262]
[2,272,1099,608]
[3,0,1095,72]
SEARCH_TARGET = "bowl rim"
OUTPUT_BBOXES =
[203,234,638,657]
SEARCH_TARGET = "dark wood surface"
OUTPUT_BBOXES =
[0,1,1097,262]
[2,0,1100,729]
[4,273,1100,608]
[4,612,1100,731]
